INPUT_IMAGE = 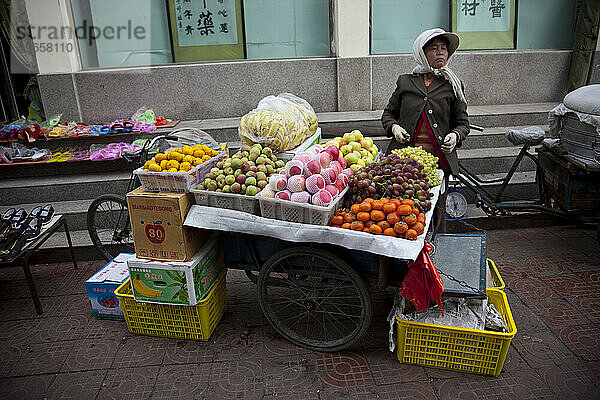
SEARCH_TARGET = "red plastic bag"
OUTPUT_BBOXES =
[398,242,444,313]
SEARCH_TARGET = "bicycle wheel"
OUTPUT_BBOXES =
[258,247,372,352]
[87,194,133,261]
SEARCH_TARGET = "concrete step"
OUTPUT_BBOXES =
[457,146,539,175]
[0,171,131,206]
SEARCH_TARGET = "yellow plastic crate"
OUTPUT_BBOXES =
[396,288,516,377]
[115,270,226,340]
[487,258,505,290]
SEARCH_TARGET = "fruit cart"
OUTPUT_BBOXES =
[183,174,444,352]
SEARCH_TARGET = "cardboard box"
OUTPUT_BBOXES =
[127,232,223,306]
[127,187,210,261]
[277,127,321,161]
[85,253,134,319]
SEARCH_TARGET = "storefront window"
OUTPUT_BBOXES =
[371,0,578,54]
[71,0,173,68]
[71,0,330,69]
[515,0,577,49]
[371,0,450,54]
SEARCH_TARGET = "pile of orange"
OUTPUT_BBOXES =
[329,198,426,240]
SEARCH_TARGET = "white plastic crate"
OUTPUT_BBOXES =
[191,186,260,215]
[257,187,348,225]
[134,151,225,193]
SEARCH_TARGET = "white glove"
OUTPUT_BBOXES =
[392,124,410,144]
[441,132,458,153]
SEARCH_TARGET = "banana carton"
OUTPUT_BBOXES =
[127,187,211,261]
[126,232,223,306]
[85,253,134,319]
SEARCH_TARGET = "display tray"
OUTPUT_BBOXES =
[184,171,444,262]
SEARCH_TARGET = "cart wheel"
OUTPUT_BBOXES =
[258,247,372,352]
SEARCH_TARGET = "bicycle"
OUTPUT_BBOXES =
[87,134,178,261]
[448,125,600,243]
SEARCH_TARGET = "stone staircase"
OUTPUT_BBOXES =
[0,102,556,263]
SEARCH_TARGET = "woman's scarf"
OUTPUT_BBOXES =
[412,28,467,105]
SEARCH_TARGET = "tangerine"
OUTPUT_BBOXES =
[370,210,385,221]
[372,200,384,210]
[394,221,408,234]
[341,222,351,229]
[383,228,396,237]
[401,199,415,207]
[380,198,390,204]
[364,220,375,228]
[369,225,383,235]
[350,221,364,231]
[403,213,417,226]
[363,198,375,204]
[382,203,397,214]
[397,204,412,216]
[358,202,372,212]
[377,220,391,231]
[412,222,425,235]
[357,212,370,222]
[405,229,418,240]
[344,212,356,223]
[330,215,344,225]
[350,204,361,214]
[417,213,426,224]
[412,206,420,215]
[390,198,402,207]
[386,212,401,225]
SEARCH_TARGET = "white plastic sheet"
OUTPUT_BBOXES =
[184,171,443,262]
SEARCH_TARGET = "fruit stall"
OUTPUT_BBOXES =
[83,93,516,376]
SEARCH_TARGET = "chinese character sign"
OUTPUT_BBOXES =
[457,0,510,32]
[452,0,514,50]
[174,0,238,47]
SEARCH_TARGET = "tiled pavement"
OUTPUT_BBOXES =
[0,225,598,399]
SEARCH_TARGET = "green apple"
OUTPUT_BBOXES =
[343,132,357,143]
[351,129,363,140]
[325,140,339,149]
[371,148,378,157]
[357,158,366,167]
[246,185,258,196]
[364,156,374,165]
[230,158,242,170]
[349,163,362,173]
[345,152,360,165]
[359,137,373,150]
[340,144,353,156]
[335,137,347,147]
[359,148,369,158]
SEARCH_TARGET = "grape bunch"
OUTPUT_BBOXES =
[391,147,442,186]
[344,154,434,213]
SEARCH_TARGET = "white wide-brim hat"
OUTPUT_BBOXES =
[420,29,460,58]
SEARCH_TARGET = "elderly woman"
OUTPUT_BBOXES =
[381,28,470,233]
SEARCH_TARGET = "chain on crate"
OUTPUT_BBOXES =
[432,201,488,298]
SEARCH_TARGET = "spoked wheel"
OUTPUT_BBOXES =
[258,247,372,352]
[87,194,133,261]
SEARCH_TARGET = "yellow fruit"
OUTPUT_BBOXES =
[143,160,152,169]
[193,157,203,166]
[193,149,205,158]
[201,155,211,162]
[168,168,178,172]
[210,149,219,156]
[160,159,169,170]
[167,159,180,170]
[192,144,202,150]
[179,162,192,171]
[155,153,167,163]
[168,151,183,162]
[182,145,193,155]
[148,163,162,172]
[172,147,182,154]
[182,155,195,164]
